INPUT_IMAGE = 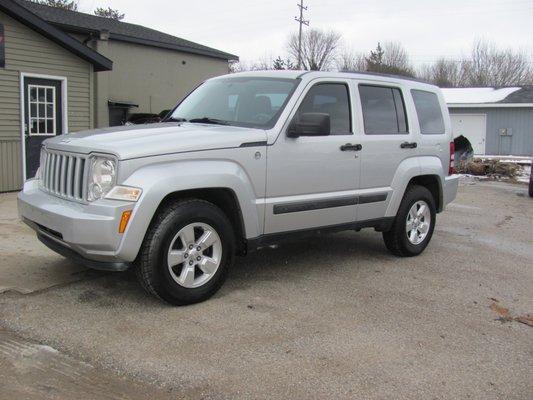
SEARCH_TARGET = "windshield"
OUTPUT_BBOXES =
[167,77,300,129]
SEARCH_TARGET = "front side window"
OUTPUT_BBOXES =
[168,77,299,129]
[359,85,408,135]
[294,83,351,135]
[411,89,445,134]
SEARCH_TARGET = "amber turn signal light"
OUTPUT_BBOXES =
[119,210,132,233]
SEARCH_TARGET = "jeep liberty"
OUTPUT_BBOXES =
[18,71,459,305]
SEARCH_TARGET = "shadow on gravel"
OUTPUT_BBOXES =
[68,230,390,306]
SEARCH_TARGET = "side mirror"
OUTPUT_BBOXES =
[287,113,330,137]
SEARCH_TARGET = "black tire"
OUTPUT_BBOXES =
[529,173,533,198]
[382,185,436,257]
[135,199,235,305]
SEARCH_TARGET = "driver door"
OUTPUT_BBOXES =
[264,80,361,234]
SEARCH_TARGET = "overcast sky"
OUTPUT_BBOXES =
[77,0,533,66]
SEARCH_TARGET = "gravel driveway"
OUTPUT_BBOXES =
[1,181,532,400]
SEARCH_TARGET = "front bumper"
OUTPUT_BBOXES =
[443,174,459,208]
[18,179,134,267]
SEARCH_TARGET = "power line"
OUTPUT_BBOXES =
[294,0,309,69]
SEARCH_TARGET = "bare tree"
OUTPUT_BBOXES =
[420,40,533,87]
[419,58,464,87]
[382,42,414,75]
[31,0,78,10]
[229,60,248,73]
[336,48,367,72]
[462,40,533,86]
[287,29,341,71]
[94,7,125,20]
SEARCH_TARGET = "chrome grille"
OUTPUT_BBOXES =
[40,149,87,201]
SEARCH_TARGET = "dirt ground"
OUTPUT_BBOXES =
[0,180,532,400]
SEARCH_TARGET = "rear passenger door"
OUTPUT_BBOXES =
[355,83,419,221]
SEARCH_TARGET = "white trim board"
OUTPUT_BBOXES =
[448,103,533,108]
[19,72,68,182]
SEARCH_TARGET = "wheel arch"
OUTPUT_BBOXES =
[408,175,443,212]
[385,156,445,217]
[155,188,247,254]
[116,159,262,262]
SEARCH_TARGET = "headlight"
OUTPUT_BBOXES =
[87,156,117,201]
[105,186,142,202]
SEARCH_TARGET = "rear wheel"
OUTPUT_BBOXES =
[135,199,235,305]
[383,185,436,257]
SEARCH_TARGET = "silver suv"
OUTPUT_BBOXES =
[18,71,459,305]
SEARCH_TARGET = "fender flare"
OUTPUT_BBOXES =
[385,156,445,217]
[116,159,261,262]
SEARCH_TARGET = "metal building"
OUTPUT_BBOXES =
[442,87,533,156]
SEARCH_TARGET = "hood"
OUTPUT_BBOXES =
[43,123,267,159]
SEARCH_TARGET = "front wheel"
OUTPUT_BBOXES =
[135,199,235,305]
[383,185,436,257]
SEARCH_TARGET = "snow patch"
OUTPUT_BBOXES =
[517,165,531,184]
[37,344,59,354]
[442,87,521,104]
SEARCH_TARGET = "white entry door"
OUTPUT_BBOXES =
[450,114,486,155]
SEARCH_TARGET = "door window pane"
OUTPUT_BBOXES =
[46,119,54,134]
[46,103,53,119]
[46,88,54,103]
[38,88,46,102]
[295,83,351,135]
[30,119,37,134]
[38,119,46,134]
[30,87,37,102]
[359,85,408,134]
[411,89,445,134]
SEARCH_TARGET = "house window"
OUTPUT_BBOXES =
[28,85,56,135]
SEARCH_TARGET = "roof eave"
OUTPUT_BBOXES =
[447,103,533,108]
[0,0,112,71]
[108,33,238,61]
[46,22,238,61]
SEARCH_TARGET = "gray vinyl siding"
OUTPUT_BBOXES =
[449,107,533,156]
[0,11,93,191]
[0,139,22,191]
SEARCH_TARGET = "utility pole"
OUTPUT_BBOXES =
[294,0,309,69]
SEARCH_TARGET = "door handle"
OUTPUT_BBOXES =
[340,143,362,151]
[400,142,417,149]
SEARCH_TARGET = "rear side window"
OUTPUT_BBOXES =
[296,83,351,135]
[411,90,445,134]
[359,85,408,134]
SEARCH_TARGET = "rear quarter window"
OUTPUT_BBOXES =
[411,90,445,134]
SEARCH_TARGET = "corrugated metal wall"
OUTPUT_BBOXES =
[449,107,533,156]
[0,11,93,192]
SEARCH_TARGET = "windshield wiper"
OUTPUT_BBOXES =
[188,117,229,125]
[164,117,188,123]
